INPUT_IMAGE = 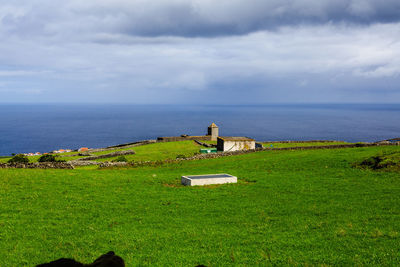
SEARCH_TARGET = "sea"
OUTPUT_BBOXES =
[0,104,399,156]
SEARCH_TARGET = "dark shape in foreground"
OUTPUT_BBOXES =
[353,151,400,171]
[36,251,124,267]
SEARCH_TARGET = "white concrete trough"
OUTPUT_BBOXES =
[181,173,237,186]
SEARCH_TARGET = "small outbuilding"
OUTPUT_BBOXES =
[217,137,255,152]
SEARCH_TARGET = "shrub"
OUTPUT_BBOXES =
[78,152,92,156]
[38,154,66,163]
[176,154,187,159]
[113,156,127,162]
[359,156,383,169]
[38,154,57,162]
[8,154,29,163]
[355,142,366,147]
[353,151,400,171]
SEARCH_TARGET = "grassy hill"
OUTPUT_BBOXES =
[0,140,356,164]
[0,141,201,163]
[262,141,350,148]
[0,145,399,265]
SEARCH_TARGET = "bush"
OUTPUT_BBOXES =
[38,154,57,162]
[353,151,400,171]
[176,154,187,159]
[113,156,127,162]
[8,154,29,163]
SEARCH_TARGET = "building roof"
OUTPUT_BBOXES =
[208,123,218,128]
[217,136,255,141]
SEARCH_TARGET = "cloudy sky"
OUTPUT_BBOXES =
[1,0,400,104]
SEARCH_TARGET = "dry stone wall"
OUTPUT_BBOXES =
[0,162,74,169]
[99,162,128,168]
[90,140,156,152]
[194,140,215,147]
[261,140,343,143]
[157,136,211,142]
[74,150,135,161]
[69,161,100,166]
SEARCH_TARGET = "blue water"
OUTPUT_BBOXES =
[0,104,399,156]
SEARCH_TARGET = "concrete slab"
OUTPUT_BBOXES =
[181,173,237,186]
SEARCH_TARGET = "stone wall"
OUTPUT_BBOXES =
[157,136,211,142]
[62,153,94,157]
[270,142,398,150]
[69,160,100,166]
[0,162,74,169]
[74,150,135,161]
[260,140,343,143]
[90,140,156,152]
[69,161,130,167]
[194,140,215,148]
[99,162,128,168]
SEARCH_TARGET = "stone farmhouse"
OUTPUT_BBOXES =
[157,123,256,152]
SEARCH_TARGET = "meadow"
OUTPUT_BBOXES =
[0,141,201,163]
[0,145,399,266]
[0,140,355,164]
[261,141,350,148]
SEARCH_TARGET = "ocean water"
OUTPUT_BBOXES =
[0,104,399,156]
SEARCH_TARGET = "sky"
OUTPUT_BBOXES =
[0,0,400,104]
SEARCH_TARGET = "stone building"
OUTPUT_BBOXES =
[217,137,255,152]
[207,123,219,141]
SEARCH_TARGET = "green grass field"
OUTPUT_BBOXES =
[0,141,202,163]
[262,141,351,148]
[95,141,201,162]
[1,145,399,266]
[0,141,355,164]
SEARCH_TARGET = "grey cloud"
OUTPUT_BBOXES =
[1,21,399,103]
[0,1,399,104]
[82,0,400,37]
[83,0,400,37]
[2,0,400,38]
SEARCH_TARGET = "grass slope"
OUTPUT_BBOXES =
[95,140,200,162]
[0,141,201,163]
[0,141,354,164]
[262,141,350,148]
[0,146,399,266]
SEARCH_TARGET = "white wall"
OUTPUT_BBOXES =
[223,140,255,152]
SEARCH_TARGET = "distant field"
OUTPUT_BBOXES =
[0,145,399,266]
[0,157,11,163]
[0,141,202,163]
[262,141,351,148]
[95,140,201,162]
